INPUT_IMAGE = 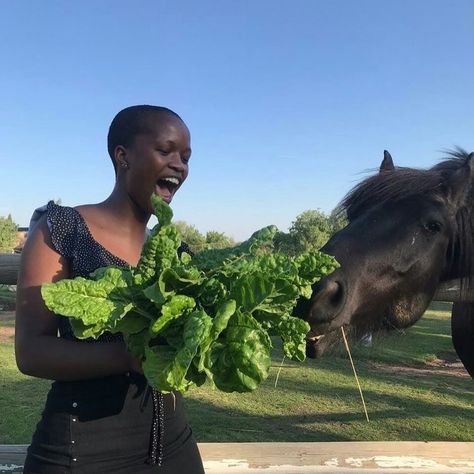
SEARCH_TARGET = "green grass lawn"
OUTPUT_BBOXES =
[1,303,473,444]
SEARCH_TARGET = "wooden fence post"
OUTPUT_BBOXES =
[0,254,21,285]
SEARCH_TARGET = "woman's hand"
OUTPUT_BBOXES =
[127,352,144,374]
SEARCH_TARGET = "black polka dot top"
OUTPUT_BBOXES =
[45,200,128,343]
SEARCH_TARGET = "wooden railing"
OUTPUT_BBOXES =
[0,253,21,285]
[1,442,474,473]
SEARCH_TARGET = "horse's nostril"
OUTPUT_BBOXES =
[329,281,344,307]
[318,280,344,307]
[309,279,346,325]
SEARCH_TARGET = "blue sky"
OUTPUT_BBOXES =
[1,1,473,240]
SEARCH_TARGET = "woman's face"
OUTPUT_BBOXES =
[120,114,191,216]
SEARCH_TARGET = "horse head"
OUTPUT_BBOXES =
[303,149,474,376]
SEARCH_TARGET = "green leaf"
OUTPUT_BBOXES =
[295,251,340,283]
[231,273,275,313]
[149,295,196,335]
[211,300,237,337]
[69,319,103,339]
[126,329,151,360]
[135,195,180,285]
[198,277,227,308]
[144,310,212,392]
[41,267,134,333]
[114,311,151,335]
[151,193,173,227]
[191,225,278,271]
[208,311,272,393]
[136,226,181,285]
[197,299,236,372]
[158,266,202,298]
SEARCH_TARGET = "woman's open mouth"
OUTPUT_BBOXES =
[155,176,181,203]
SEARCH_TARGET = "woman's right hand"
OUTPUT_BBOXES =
[127,352,144,375]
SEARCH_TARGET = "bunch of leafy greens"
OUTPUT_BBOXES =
[42,195,339,393]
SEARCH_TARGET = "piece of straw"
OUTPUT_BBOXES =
[341,327,370,422]
[274,356,286,388]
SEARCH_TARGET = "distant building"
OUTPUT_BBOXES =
[14,227,28,253]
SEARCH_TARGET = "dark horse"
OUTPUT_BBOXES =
[300,148,474,378]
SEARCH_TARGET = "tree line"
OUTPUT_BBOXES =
[0,208,347,255]
[174,208,347,255]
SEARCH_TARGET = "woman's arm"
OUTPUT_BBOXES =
[15,215,141,380]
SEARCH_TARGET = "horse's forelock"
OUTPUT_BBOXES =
[341,168,444,220]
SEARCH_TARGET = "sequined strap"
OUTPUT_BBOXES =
[148,388,165,465]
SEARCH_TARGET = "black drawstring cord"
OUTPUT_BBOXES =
[139,382,151,411]
[147,387,164,466]
[133,376,165,466]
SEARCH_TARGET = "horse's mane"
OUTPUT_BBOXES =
[339,168,443,221]
[339,148,474,296]
[432,148,474,178]
[339,149,469,219]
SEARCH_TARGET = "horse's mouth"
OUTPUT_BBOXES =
[305,328,345,358]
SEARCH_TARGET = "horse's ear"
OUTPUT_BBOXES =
[445,153,474,208]
[380,150,395,172]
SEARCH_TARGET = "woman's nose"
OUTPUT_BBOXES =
[168,152,186,171]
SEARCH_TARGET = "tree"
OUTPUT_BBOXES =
[0,215,18,253]
[174,221,206,254]
[273,230,297,255]
[174,221,236,253]
[290,209,331,251]
[205,231,235,250]
[275,209,331,255]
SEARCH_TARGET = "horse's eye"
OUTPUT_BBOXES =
[423,220,442,233]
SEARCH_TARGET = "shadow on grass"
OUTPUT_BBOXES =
[304,314,457,368]
[2,366,472,445]
[186,372,474,442]
[185,396,354,442]
[429,301,453,312]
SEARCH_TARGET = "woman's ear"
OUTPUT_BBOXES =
[114,145,129,171]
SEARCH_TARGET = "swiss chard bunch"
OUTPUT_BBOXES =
[42,195,338,393]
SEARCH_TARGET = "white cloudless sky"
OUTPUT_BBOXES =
[1,0,473,240]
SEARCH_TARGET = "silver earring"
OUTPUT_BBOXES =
[120,161,129,169]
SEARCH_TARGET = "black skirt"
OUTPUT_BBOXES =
[23,373,204,473]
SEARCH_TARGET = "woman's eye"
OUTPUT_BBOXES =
[157,149,170,156]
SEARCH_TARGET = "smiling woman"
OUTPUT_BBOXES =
[107,106,191,210]
[14,105,205,473]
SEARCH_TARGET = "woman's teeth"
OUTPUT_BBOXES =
[160,177,180,186]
